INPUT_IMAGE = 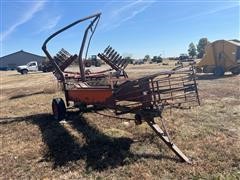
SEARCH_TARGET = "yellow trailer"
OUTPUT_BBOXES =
[196,39,240,76]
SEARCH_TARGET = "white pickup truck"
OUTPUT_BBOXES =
[16,61,39,74]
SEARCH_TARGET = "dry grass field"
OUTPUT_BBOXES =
[0,63,240,179]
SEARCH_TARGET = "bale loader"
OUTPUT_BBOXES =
[196,39,240,76]
[42,12,200,164]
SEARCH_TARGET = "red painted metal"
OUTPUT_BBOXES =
[67,88,113,104]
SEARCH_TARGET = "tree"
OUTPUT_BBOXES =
[152,55,162,63]
[197,38,209,58]
[188,42,197,58]
[124,56,134,64]
[143,55,151,62]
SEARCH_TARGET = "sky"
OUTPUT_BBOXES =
[1,0,239,58]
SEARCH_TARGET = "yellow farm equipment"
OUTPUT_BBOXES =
[196,39,240,76]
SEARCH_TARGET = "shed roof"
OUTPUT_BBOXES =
[0,50,46,67]
[0,50,45,59]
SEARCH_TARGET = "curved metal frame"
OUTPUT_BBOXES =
[42,12,101,82]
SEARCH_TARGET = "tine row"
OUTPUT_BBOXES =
[102,45,129,69]
[54,48,73,64]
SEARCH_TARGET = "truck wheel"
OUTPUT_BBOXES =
[203,66,208,73]
[195,67,202,73]
[52,98,66,121]
[231,71,240,75]
[21,69,28,74]
[85,61,91,67]
[213,67,224,77]
[231,68,240,75]
[95,61,101,67]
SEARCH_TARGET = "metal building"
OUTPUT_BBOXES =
[0,50,46,70]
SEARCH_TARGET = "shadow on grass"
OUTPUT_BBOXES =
[9,91,44,99]
[0,112,178,171]
[196,73,237,80]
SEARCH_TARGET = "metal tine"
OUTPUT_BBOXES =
[122,62,129,69]
[115,56,122,66]
[117,57,125,66]
[104,45,111,53]
[110,51,118,61]
[122,59,129,69]
[119,58,127,68]
[112,54,120,63]
[105,47,112,56]
[107,49,115,59]
[61,49,71,57]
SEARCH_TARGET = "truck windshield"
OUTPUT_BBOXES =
[27,62,36,66]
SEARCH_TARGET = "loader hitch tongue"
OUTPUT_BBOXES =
[134,105,192,164]
[146,118,191,163]
[42,12,199,163]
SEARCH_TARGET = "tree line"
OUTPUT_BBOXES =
[140,37,210,62]
[188,38,210,58]
[123,37,210,63]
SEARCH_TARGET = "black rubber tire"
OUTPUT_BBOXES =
[231,68,240,75]
[202,66,208,73]
[95,61,101,67]
[77,102,87,112]
[85,61,91,67]
[21,69,28,74]
[52,98,66,121]
[231,71,240,75]
[134,113,142,125]
[195,67,202,73]
[213,66,224,77]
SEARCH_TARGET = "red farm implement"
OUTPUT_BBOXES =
[42,13,200,164]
